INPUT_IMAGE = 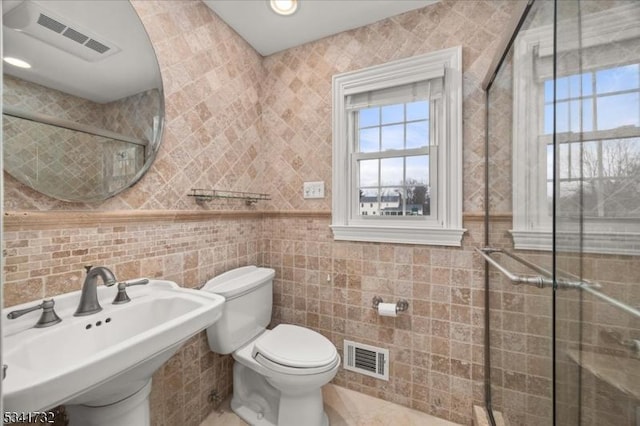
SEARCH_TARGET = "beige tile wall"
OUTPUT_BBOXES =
[3,0,266,424]
[4,0,266,211]
[1,1,529,425]
[259,0,518,212]
[261,215,487,425]
[3,215,262,426]
[256,2,518,424]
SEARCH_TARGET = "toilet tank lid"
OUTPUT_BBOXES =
[201,266,275,299]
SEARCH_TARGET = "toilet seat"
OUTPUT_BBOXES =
[252,325,339,376]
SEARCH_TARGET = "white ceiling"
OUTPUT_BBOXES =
[2,0,438,103]
[204,0,439,56]
[2,0,161,103]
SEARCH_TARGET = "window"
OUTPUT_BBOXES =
[331,47,464,246]
[512,7,640,255]
[355,92,432,219]
[544,64,640,220]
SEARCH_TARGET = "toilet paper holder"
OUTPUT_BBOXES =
[372,296,409,314]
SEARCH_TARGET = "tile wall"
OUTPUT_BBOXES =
[259,0,518,212]
[3,214,262,426]
[4,0,266,211]
[262,215,487,424]
[2,1,526,425]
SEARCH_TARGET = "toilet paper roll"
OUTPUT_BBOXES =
[377,302,397,317]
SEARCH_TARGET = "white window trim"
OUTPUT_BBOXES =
[511,4,640,255]
[331,47,465,246]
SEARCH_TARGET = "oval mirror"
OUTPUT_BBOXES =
[2,0,164,202]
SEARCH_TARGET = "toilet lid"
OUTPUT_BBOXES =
[252,324,338,369]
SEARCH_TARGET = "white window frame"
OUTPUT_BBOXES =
[511,4,640,255]
[331,47,465,246]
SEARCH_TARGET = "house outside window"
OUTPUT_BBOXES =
[331,47,464,246]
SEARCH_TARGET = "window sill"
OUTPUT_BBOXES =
[510,229,640,256]
[331,224,466,246]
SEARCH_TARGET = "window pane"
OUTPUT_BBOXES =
[569,142,581,179]
[406,155,430,217]
[584,138,640,218]
[603,138,640,217]
[582,99,593,132]
[544,80,554,103]
[569,100,580,133]
[406,155,429,186]
[359,188,379,216]
[381,104,403,124]
[546,144,554,181]
[406,185,429,216]
[582,73,593,97]
[596,93,640,130]
[359,127,379,152]
[544,104,554,134]
[381,124,404,151]
[569,74,581,98]
[601,138,640,178]
[596,64,639,94]
[557,179,581,216]
[558,143,569,179]
[407,101,429,121]
[557,76,569,100]
[359,107,379,128]
[556,101,569,133]
[380,188,402,216]
[581,141,599,179]
[359,159,378,187]
[380,157,403,186]
[406,121,429,149]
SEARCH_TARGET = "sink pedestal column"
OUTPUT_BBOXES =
[66,379,152,426]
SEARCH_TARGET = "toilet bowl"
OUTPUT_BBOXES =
[202,266,339,426]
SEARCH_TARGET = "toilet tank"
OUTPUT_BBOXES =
[201,266,275,354]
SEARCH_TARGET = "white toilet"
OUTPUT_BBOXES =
[202,266,340,426]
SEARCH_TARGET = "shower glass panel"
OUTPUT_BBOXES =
[485,1,640,425]
[486,2,555,424]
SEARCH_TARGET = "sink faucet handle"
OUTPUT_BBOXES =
[7,298,62,328]
[112,279,150,305]
[84,265,93,274]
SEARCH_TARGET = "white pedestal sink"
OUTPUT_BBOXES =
[3,280,225,426]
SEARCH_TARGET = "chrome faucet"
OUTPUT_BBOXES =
[74,265,117,316]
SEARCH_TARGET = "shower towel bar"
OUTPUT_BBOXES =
[476,247,640,320]
[3,105,148,147]
[475,247,583,288]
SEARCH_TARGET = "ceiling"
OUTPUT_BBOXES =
[2,0,161,103]
[2,0,439,103]
[204,0,439,56]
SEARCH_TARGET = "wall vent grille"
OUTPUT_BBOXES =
[343,340,389,381]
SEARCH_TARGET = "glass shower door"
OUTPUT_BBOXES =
[485,1,640,425]
[554,1,640,425]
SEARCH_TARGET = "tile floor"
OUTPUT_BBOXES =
[201,384,460,426]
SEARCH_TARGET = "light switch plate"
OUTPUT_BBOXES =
[303,181,324,199]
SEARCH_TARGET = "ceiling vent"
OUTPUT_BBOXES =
[4,1,120,62]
